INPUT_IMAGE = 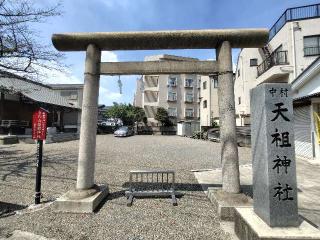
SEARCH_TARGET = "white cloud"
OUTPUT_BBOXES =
[38,52,123,106]
[101,51,118,62]
[43,51,119,85]
[43,68,82,84]
[99,86,122,104]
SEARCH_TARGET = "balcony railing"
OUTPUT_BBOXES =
[185,112,194,118]
[304,46,320,56]
[144,76,159,88]
[257,51,289,77]
[167,94,177,102]
[185,96,194,103]
[269,3,320,41]
[168,111,177,117]
[185,79,194,88]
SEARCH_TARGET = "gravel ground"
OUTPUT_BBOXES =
[0,135,251,240]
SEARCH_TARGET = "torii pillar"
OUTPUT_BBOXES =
[217,41,240,193]
[51,29,268,213]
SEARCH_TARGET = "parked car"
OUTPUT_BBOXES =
[114,126,134,137]
[97,121,118,134]
[207,128,220,142]
[97,124,115,134]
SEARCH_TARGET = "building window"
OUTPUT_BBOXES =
[203,81,207,89]
[304,35,320,56]
[185,92,194,102]
[168,77,177,87]
[185,78,193,87]
[167,92,177,101]
[214,79,218,88]
[203,100,207,108]
[250,58,258,66]
[237,69,240,77]
[168,107,177,117]
[60,91,78,100]
[238,97,241,105]
[197,78,201,88]
[185,108,194,118]
[210,75,218,88]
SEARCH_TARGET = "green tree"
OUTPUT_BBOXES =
[133,106,147,123]
[155,107,172,126]
[211,120,219,128]
[104,103,146,126]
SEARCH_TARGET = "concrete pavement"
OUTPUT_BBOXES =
[194,157,320,228]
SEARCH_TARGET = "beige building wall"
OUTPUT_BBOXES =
[133,77,143,107]
[49,84,84,108]
[134,54,200,126]
[49,84,84,131]
[234,14,320,126]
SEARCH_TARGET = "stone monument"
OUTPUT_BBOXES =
[251,83,298,227]
[234,83,320,240]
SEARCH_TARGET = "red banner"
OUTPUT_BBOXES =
[32,108,48,140]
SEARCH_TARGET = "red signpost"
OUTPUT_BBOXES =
[32,108,48,140]
[32,108,48,204]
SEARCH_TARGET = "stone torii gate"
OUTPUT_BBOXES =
[52,29,268,212]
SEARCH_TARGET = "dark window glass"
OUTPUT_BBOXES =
[203,81,207,89]
[214,79,218,88]
[250,59,258,66]
[203,100,207,108]
[304,35,320,56]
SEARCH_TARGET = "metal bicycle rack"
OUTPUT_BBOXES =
[125,170,178,206]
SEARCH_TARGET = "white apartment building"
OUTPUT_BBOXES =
[134,54,200,126]
[235,3,320,125]
[199,75,219,128]
[234,3,320,161]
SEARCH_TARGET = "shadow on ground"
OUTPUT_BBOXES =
[0,201,26,218]
[0,147,76,182]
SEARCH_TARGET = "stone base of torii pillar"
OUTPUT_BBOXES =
[54,185,109,213]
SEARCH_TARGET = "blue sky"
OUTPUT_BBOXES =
[37,0,320,105]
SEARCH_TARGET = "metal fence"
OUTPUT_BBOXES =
[125,170,178,206]
[269,4,320,41]
[0,120,29,128]
[257,51,288,77]
[304,46,320,56]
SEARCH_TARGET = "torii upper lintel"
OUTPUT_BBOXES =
[52,29,269,51]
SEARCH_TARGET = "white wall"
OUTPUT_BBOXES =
[234,48,263,116]
[234,17,320,121]
[199,75,219,127]
[293,74,320,99]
